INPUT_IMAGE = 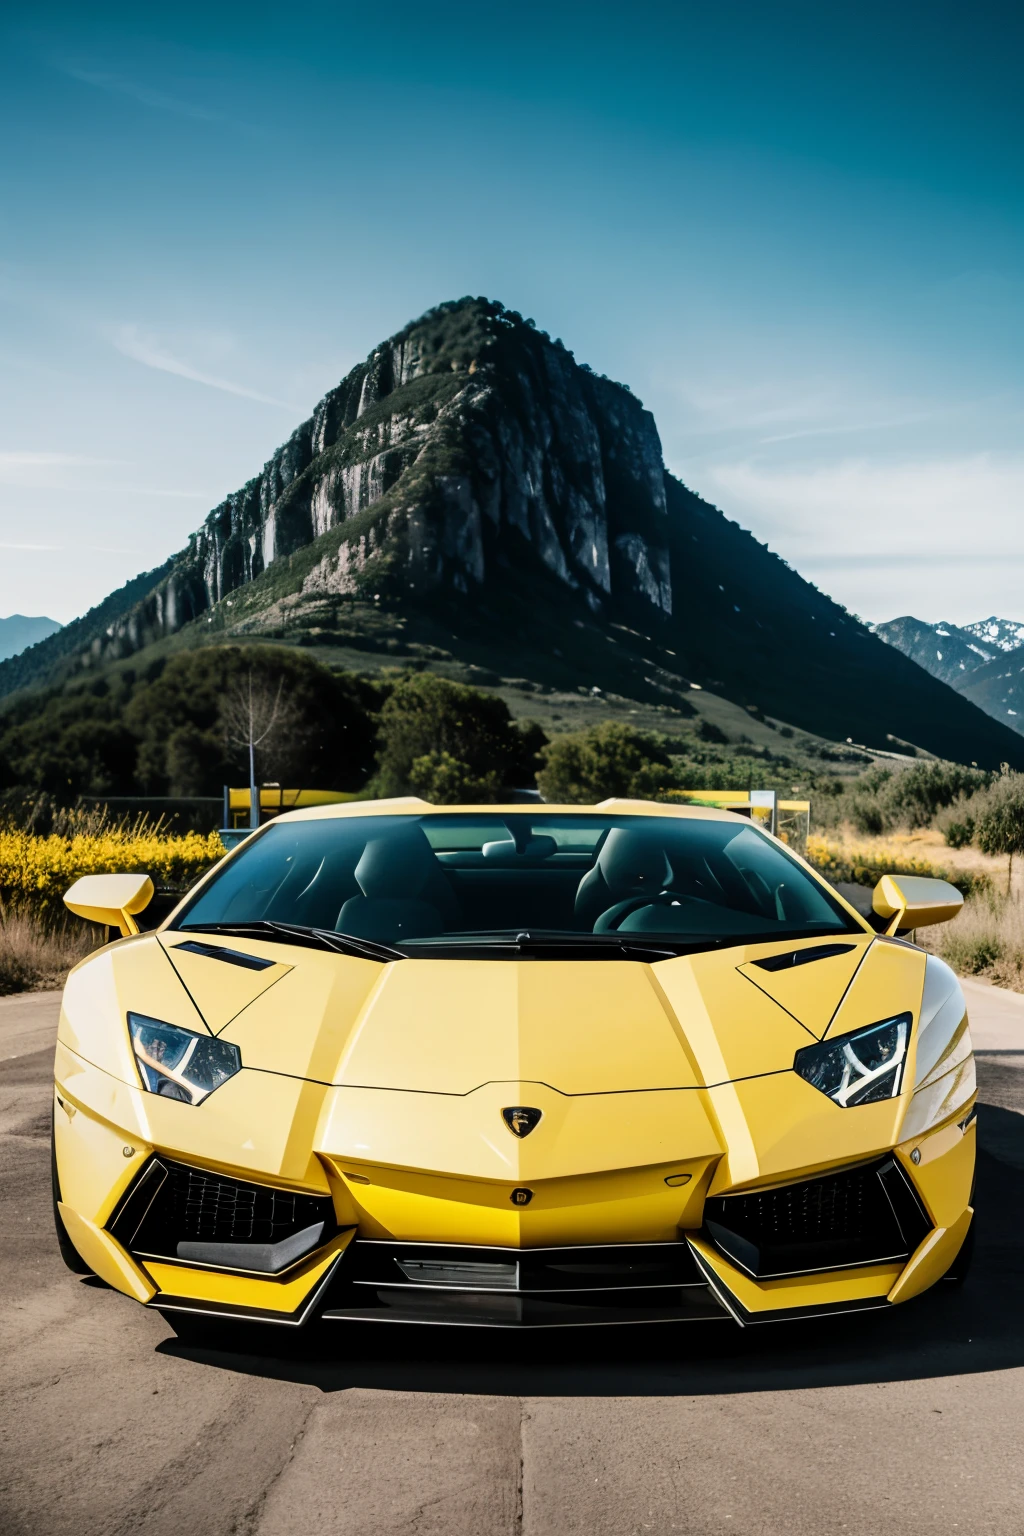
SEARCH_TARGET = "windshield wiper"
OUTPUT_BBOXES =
[178,920,405,964]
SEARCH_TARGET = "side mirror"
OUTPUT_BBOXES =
[64,873,154,937]
[872,873,963,935]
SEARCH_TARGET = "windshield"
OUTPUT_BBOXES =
[175,813,861,954]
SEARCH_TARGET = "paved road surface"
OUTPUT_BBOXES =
[3,984,1023,1536]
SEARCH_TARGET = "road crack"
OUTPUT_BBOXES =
[235,1397,317,1536]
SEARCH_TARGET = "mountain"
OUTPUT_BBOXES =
[0,564,172,697]
[875,614,1024,738]
[873,615,999,685]
[0,614,61,664]
[3,297,1022,770]
[963,617,1024,654]
[953,649,1024,735]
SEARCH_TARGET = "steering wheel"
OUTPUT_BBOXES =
[594,892,679,933]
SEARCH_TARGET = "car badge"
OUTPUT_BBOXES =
[502,1106,542,1138]
[510,1188,534,1206]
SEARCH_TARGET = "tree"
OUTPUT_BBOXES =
[536,723,680,804]
[974,773,1024,893]
[370,674,546,799]
[220,672,301,828]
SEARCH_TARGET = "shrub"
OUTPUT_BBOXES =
[926,890,1024,990]
[537,723,679,803]
[408,751,501,804]
[0,911,95,996]
[370,673,545,799]
[973,772,1024,891]
[0,814,223,919]
[846,760,993,836]
[805,836,988,899]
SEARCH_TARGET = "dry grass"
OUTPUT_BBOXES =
[923,892,1024,993]
[0,911,97,997]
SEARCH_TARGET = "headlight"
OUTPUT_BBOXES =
[794,1014,911,1107]
[128,1013,241,1105]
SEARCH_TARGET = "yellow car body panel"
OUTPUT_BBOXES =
[824,937,927,1041]
[143,1231,355,1315]
[159,934,293,1033]
[50,800,976,1330]
[735,939,870,1038]
[688,1236,903,1319]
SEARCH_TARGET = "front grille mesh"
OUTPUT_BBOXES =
[109,1157,336,1259]
[719,1165,873,1245]
[703,1157,930,1279]
[170,1164,306,1244]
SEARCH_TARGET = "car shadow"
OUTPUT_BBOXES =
[157,1093,1024,1399]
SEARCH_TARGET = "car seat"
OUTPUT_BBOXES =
[337,825,448,944]
[574,827,670,931]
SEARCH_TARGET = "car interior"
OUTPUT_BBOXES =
[178,814,857,946]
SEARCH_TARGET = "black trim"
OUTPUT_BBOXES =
[171,939,275,971]
[753,944,857,972]
[322,1237,717,1326]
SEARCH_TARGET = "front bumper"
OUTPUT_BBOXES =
[67,1129,974,1329]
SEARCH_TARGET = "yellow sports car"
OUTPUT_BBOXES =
[52,799,976,1331]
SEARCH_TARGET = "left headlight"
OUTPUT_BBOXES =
[127,1013,241,1105]
[794,1014,911,1107]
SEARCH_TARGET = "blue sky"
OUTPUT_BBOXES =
[1,0,1022,626]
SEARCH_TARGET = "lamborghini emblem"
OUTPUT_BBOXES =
[502,1106,542,1138]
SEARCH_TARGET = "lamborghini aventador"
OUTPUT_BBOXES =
[51,799,976,1329]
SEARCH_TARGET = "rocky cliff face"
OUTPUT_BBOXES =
[6,297,1024,770]
[91,300,672,665]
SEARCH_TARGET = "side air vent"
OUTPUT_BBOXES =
[753,943,857,972]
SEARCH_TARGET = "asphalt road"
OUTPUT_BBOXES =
[3,984,1024,1536]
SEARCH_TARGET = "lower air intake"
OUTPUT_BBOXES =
[703,1156,930,1279]
[108,1157,336,1268]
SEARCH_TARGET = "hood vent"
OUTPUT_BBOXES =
[753,943,856,973]
[172,939,274,972]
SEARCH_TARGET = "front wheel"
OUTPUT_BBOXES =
[51,1114,93,1276]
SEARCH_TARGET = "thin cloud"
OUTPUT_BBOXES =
[59,65,224,124]
[113,326,295,409]
[698,453,1024,621]
[758,411,942,446]
[0,452,116,468]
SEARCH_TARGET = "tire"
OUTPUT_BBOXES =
[943,1212,975,1284]
[51,1112,94,1276]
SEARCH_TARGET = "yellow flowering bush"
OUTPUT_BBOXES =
[0,825,224,919]
[806,836,988,898]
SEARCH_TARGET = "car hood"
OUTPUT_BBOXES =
[139,930,919,1092]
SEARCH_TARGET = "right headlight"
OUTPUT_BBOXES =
[127,1013,241,1105]
[794,1014,911,1107]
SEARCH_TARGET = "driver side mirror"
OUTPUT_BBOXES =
[64,873,154,937]
[872,873,963,935]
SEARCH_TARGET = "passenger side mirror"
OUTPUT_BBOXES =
[872,873,963,935]
[64,873,155,937]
